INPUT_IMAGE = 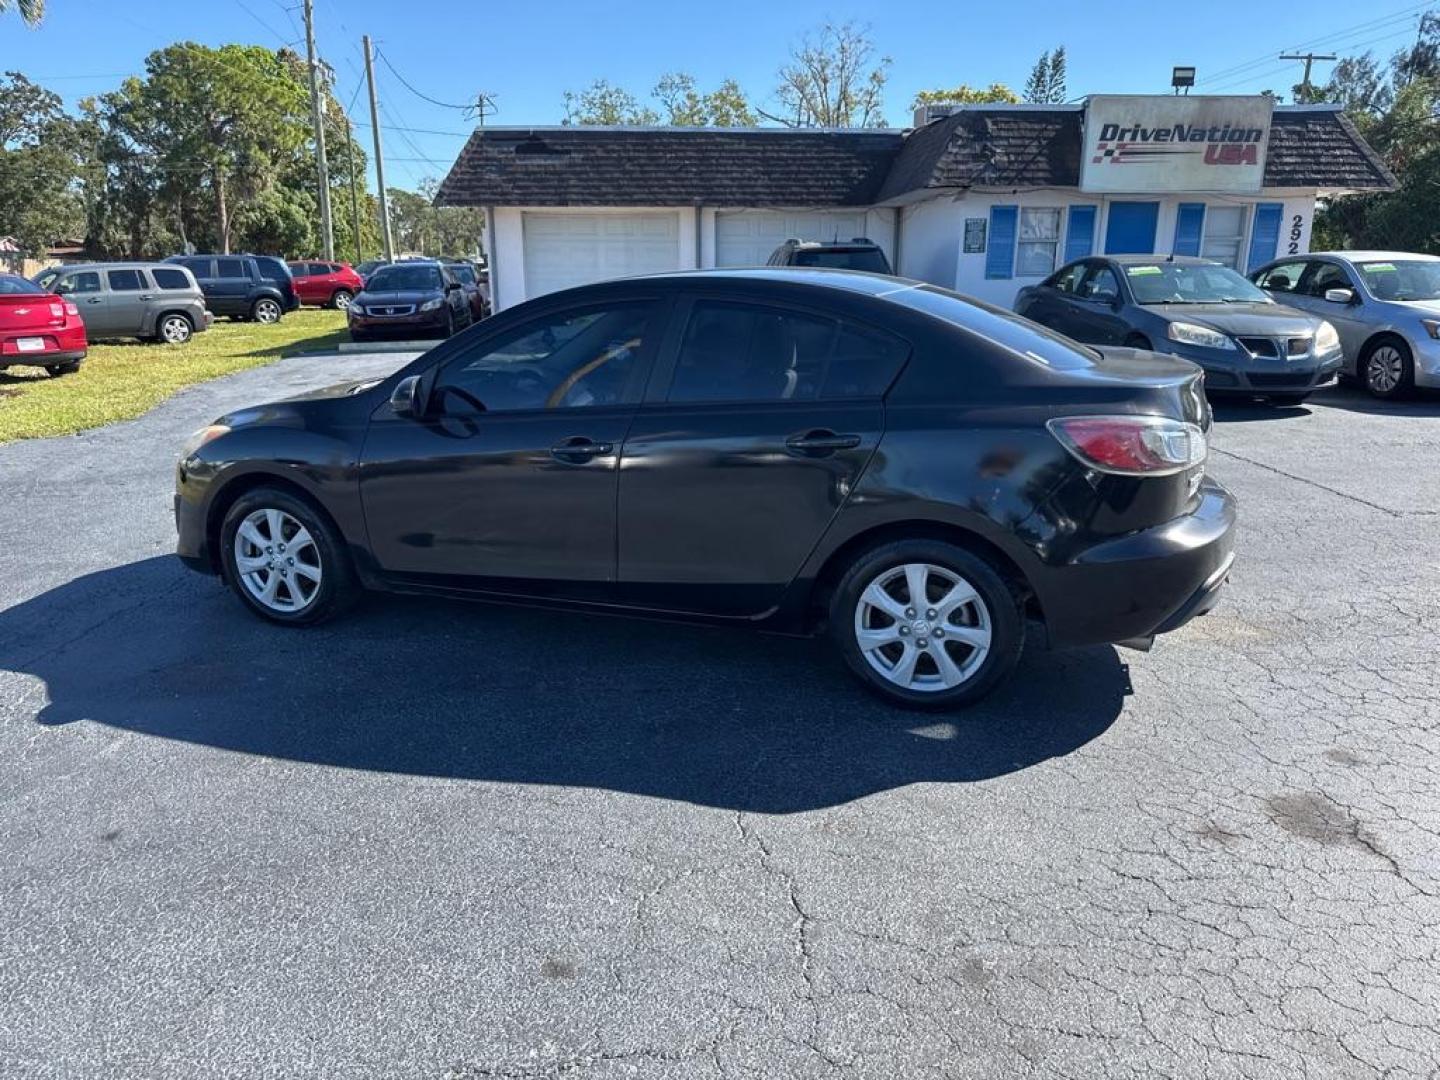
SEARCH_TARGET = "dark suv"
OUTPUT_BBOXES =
[175,270,1234,709]
[164,254,299,323]
[768,238,893,274]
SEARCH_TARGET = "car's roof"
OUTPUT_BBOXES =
[1098,254,1221,267]
[1312,250,1440,263]
[625,267,923,296]
[48,261,182,271]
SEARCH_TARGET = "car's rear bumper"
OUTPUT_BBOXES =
[1037,478,1236,649]
[0,344,86,367]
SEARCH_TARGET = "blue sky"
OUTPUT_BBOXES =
[3,0,1432,192]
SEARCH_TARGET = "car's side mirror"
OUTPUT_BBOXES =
[1324,287,1356,304]
[390,374,425,418]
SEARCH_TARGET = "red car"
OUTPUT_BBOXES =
[286,260,365,311]
[0,273,87,377]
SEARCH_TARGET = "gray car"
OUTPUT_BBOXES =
[34,262,212,344]
[1015,255,1343,405]
[1251,250,1440,399]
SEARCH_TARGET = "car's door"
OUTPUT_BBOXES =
[1293,260,1368,359]
[54,270,109,336]
[210,257,250,315]
[358,297,667,595]
[1068,262,1130,345]
[615,295,907,617]
[1016,262,1086,331]
[103,268,151,336]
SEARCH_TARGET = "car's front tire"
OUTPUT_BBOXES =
[1361,337,1413,399]
[331,289,353,311]
[830,539,1024,709]
[219,487,358,625]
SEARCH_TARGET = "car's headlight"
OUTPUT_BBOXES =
[349,303,364,316]
[1167,321,1236,350]
[180,423,229,458]
[420,298,443,312]
[1422,318,1440,341]
[1315,320,1340,353]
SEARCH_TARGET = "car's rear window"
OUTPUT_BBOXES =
[152,267,193,290]
[0,274,44,295]
[792,248,891,274]
[896,285,1100,371]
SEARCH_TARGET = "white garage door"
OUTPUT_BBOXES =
[715,211,870,267]
[522,212,680,299]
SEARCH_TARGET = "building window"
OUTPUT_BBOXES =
[1201,205,1247,269]
[1016,208,1062,276]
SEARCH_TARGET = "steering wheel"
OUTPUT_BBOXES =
[436,383,487,414]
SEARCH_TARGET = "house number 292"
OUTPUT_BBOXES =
[1286,214,1304,255]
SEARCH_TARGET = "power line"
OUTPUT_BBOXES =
[374,48,471,111]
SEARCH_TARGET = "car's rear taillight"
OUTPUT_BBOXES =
[48,302,64,320]
[1046,415,1206,476]
[63,302,79,317]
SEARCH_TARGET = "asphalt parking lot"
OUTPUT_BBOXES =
[1,354,1437,1079]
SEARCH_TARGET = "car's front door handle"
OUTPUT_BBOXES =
[85,297,103,304]
[785,430,862,454]
[139,294,155,301]
[549,436,614,463]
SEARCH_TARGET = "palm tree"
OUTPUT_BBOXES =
[0,0,45,26]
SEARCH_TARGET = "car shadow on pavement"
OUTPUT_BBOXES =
[2,556,1130,813]
[1306,383,1440,417]
[1209,399,1314,423]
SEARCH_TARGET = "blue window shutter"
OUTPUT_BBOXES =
[1064,206,1097,263]
[1247,203,1284,272]
[986,205,1017,279]
[1173,203,1205,257]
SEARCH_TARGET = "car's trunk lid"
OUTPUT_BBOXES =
[0,293,65,330]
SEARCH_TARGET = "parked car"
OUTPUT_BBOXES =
[34,262,211,344]
[175,270,1234,709]
[164,254,298,323]
[1250,250,1440,399]
[286,260,365,310]
[441,258,490,321]
[1015,255,1343,405]
[768,237,894,274]
[0,273,87,376]
[347,261,473,342]
[355,259,389,284]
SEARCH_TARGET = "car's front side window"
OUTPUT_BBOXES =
[1049,263,1086,294]
[1079,264,1121,302]
[57,271,102,295]
[1300,263,1353,298]
[436,304,654,412]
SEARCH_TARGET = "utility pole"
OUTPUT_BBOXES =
[1279,52,1337,99]
[363,34,395,262]
[303,0,334,260]
[345,123,363,264]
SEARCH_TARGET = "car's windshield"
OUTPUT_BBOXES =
[0,274,44,295]
[451,264,476,285]
[1125,262,1270,305]
[367,265,441,291]
[1354,260,1440,301]
[792,248,890,273]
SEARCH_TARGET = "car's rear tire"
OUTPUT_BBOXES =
[1361,337,1413,399]
[45,362,80,377]
[251,297,283,324]
[156,313,193,344]
[1267,392,1311,406]
[830,539,1024,710]
[330,289,353,311]
[219,487,358,626]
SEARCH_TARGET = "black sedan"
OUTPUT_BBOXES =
[1015,255,1344,405]
[348,261,473,342]
[175,270,1234,709]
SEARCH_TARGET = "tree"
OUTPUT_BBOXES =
[653,73,755,127]
[562,79,659,125]
[912,84,1019,109]
[1024,46,1067,104]
[0,71,85,256]
[0,0,44,26]
[768,20,890,128]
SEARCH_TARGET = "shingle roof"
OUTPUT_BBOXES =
[436,127,903,208]
[878,104,1395,196]
[435,106,1394,209]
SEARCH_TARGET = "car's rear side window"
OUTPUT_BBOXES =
[178,258,212,277]
[897,285,1098,371]
[152,267,193,290]
[667,300,907,404]
[107,269,145,291]
[254,257,290,282]
[216,258,245,278]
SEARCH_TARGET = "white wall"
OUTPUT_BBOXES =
[897,196,960,286]
[934,189,1318,308]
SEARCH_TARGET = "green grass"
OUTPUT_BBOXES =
[0,310,349,443]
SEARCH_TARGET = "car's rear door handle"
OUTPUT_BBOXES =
[550,436,614,463]
[85,297,103,304]
[139,294,155,301]
[785,430,862,454]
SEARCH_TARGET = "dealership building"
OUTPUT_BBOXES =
[436,95,1395,311]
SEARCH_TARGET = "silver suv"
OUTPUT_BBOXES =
[34,262,212,344]
[1251,251,1440,399]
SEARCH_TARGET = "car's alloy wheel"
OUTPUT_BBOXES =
[232,508,324,614]
[253,298,282,324]
[159,314,192,344]
[332,290,353,311]
[1365,344,1407,397]
[854,562,992,693]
